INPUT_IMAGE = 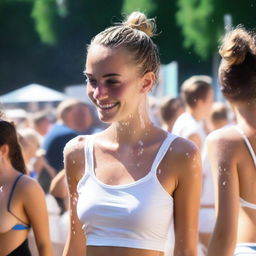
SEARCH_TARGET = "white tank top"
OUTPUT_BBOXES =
[235,126,256,210]
[76,133,178,252]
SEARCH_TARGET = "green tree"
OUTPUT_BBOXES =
[177,0,256,60]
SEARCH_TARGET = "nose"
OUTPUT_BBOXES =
[93,84,108,100]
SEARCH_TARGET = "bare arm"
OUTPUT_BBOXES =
[23,178,52,256]
[49,169,68,199]
[173,139,202,256]
[62,136,86,256]
[207,132,239,256]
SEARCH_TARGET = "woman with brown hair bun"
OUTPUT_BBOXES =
[0,120,52,255]
[207,26,256,256]
[63,11,202,256]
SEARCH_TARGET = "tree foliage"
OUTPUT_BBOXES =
[177,0,256,59]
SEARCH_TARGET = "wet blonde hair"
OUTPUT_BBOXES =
[87,11,160,84]
[219,26,256,101]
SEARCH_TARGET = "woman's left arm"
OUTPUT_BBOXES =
[172,139,202,256]
[23,178,52,256]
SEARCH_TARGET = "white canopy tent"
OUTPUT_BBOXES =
[0,83,67,103]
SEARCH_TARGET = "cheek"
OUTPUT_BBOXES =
[86,85,95,101]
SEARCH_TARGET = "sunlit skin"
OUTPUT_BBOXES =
[63,45,202,256]
[0,144,52,255]
[207,101,256,256]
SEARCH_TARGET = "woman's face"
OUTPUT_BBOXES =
[85,45,146,123]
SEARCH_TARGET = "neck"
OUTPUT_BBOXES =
[103,102,157,145]
[233,101,256,130]
[0,162,18,181]
[187,107,202,121]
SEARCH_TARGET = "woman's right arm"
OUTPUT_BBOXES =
[62,136,86,256]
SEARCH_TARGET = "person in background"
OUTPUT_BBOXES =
[206,101,230,132]
[207,26,256,256]
[172,76,213,255]
[159,97,185,132]
[43,99,94,173]
[18,128,56,180]
[31,111,52,137]
[0,120,52,256]
[172,75,213,151]
[63,11,202,256]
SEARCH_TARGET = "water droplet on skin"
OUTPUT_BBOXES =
[138,148,144,156]
[73,231,76,235]
[68,176,71,181]
[0,186,3,192]
[73,160,76,164]
[158,169,162,175]
[136,163,140,167]
[169,147,173,151]
[72,220,75,224]
[186,153,190,158]
[222,181,227,186]
[138,140,144,146]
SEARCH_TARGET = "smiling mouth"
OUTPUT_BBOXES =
[98,102,119,110]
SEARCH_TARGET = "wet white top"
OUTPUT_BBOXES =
[76,133,177,252]
[235,126,256,210]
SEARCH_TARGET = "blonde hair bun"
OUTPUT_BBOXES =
[123,11,156,37]
[219,26,256,65]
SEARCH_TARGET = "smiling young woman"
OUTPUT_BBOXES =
[63,11,202,256]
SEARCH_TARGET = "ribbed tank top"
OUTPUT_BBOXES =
[76,133,178,252]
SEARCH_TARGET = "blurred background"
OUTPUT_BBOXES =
[0,0,255,102]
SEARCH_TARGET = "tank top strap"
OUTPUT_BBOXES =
[84,135,95,176]
[235,126,256,167]
[150,133,178,175]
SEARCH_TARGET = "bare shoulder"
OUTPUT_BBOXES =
[169,135,199,160]
[165,135,201,178]
[16,175,44,196]
[207,126,241,155]
[64,135,88,182]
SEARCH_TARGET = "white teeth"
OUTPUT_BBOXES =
[98,103,117,109]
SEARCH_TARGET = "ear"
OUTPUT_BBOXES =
[0,144,9,157]
[140,72,155,93]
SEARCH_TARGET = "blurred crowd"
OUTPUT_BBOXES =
[0,75,234,256]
